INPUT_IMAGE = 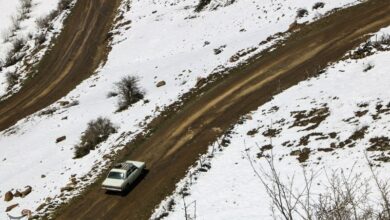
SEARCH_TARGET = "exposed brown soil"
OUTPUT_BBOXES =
[0,0,121,132]
[30,0,390,219]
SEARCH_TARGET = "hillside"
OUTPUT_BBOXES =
[0,0,389,219]
[153,27,390,219]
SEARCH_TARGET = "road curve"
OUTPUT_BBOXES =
[56,0,390,219]
[0,0,120,132]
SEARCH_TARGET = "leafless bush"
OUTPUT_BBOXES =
[246,149,390,220]
[74,117,116,159]
[114,75,144,111]
[35,32,46,45]
[58,0,73,11]
[3,37,26,67]
[195,0,211,12]
[375,34,390,46]
[35,16,51,29]
[18,0,32,19]
[313,2,325,10]
[12,37,26,52]
[11,15,22,32]
[1,28,14,43]
[6,71,19,89]
[20,0,32,10]
[297,8,309,18]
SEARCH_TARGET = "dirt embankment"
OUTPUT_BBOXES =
[55,0,390,219]
[0,0,121,132]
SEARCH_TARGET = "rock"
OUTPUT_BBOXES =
[212,127,223,133]
[21,186,32,198]
[5,203,18,212]
[14,190,22,197]
[196,77,207,87]
[41,174,46,178]
[70,177,77,185]
[156,80,166,87]
[56,136,66,143]
[36,203,46,211]
[60,186,74,192]
[58,101,70,106]
[21,209,32,218]
[4,191,13,202]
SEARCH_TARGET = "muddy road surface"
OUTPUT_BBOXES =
[0,0,120,132]
[54,0,390,219]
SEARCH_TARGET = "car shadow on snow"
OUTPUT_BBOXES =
[104,169,149,197]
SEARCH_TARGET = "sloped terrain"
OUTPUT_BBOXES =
[1,0,389,219]
[55,1,390,219]
[153,27,390,219]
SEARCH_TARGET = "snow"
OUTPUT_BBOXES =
[0,0,362,218]
[152,27,390,220]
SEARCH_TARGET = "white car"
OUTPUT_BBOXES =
[102,160,146,192]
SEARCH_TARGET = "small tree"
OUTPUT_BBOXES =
[115,75,144,111]
[6,71,19,89]
[195,0,212,12]
[297,8,309,18]
[74,117,116,158]
[313,2,325,10]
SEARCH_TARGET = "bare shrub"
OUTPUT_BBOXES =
[313,2,325,10]
[11,15,21,32]
[195,0,212,12]
[6,71,19,89]
[1,28,14,43]
[377,34,390,46]
[3,38,27,67]
[74,117,116,159]
[297,8,309,18]
[20,0,32,10]
[4,53,18,67]
[35,32,46,45]
[18,0,32,20]
[36,16,51,29]
[114,76,144,111]
[246,149,390,220]
[58,0,73,11]
[12,37,26,53]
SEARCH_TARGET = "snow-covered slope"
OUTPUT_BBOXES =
[0,0,361,218]
[152,27,390,220]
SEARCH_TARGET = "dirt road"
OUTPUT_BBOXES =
[55,0,390,219]
[0,0,120,132]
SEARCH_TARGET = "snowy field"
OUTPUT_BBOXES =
[153,27,390,220]
[0,0,361,218]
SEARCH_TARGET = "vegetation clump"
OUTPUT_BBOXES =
[114,75,144,111]
[296,8,309,18]
[74,117,116,159]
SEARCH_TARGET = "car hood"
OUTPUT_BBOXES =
[102,178,124,187]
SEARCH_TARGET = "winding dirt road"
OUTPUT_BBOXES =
[0,0,120,132]
[53,1,390,219]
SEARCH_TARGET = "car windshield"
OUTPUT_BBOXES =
[107,171,124,179]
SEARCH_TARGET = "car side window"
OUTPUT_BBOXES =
[126,170,131,178]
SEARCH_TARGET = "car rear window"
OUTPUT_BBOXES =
[108,171,124,179]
